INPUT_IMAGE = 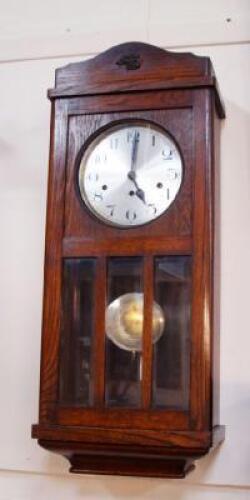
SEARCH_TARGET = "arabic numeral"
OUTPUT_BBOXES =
[152,135,156,146]
[134,130,140,142]
[148,203,157,215]
[127,130,134,143]
[106,204,115,216]
[162,149,174,160]
[94,154,101,164]
[126,209,137,222]
[110,137,119,150]
[93,192,103,201]
[94,153,107,164]
[166,188,170,200]
[127,130,140,143]
[166,168,179,181]
[88,172,99,182]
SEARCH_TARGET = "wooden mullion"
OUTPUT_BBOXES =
[141,255,154,409]
[91,256,106,407]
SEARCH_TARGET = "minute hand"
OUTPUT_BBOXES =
[127,131,146,204]
[130,131,140,172]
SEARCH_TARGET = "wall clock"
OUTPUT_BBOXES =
[32,42,225,478]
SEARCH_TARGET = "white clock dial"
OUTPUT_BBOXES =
[78,121,183,227]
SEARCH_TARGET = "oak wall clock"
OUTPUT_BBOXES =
[32,42,225,478]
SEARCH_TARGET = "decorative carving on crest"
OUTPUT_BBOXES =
[116,53,141,70]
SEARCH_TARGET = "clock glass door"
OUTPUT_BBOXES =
[152,255,192,410]
[105,256,143,408]
[59,258,96,406]
[59,254,192,413]
[59,106,193,423]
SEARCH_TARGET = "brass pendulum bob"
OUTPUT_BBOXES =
[105,292,165,352]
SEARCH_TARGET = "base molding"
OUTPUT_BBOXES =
[32,424,225,478]
[69,454,195,478]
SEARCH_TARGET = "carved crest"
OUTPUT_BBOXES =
[116,53,141,70]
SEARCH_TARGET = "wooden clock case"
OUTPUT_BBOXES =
[32,42,225,478]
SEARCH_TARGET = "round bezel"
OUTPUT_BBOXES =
[77,119,184,228]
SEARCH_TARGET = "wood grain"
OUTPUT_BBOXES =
[62,236,192,256]
[48,41,225,118]
[33,41,225,477]
[65,107,193,239]
[142,255,154,408]
[33,424,221,449]
[92,257,106,407]
[39,99,68,423]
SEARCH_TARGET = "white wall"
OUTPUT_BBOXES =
[0,1,250,498]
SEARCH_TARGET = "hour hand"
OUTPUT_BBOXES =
[128,171,146,205]
[127,170,136,182]
[135,188,146,204]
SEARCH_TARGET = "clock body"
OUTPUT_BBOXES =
[32,42,225,478]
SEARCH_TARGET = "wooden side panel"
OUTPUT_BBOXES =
[189,90,208,430]
[196,89,222,431]
[212,96,222,427]
[39,99,68,422]
[189,89,222,431]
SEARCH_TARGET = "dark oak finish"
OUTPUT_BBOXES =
[48,42,225,119]
[39,99,68,423]
[65,106,193,239]
[142,255,154,409]
[92,257,106,407]
[32,42,225,478]
[62,236,192,257]
[56,407,188,429]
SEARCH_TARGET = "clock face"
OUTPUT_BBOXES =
[78,121,183,227]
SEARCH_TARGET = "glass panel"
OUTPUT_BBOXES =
[59,258,96,406]
[105,257,143,408]
[152,256,192,410]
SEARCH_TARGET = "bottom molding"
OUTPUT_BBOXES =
[33,425,225,479]
[69,454,195,478]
